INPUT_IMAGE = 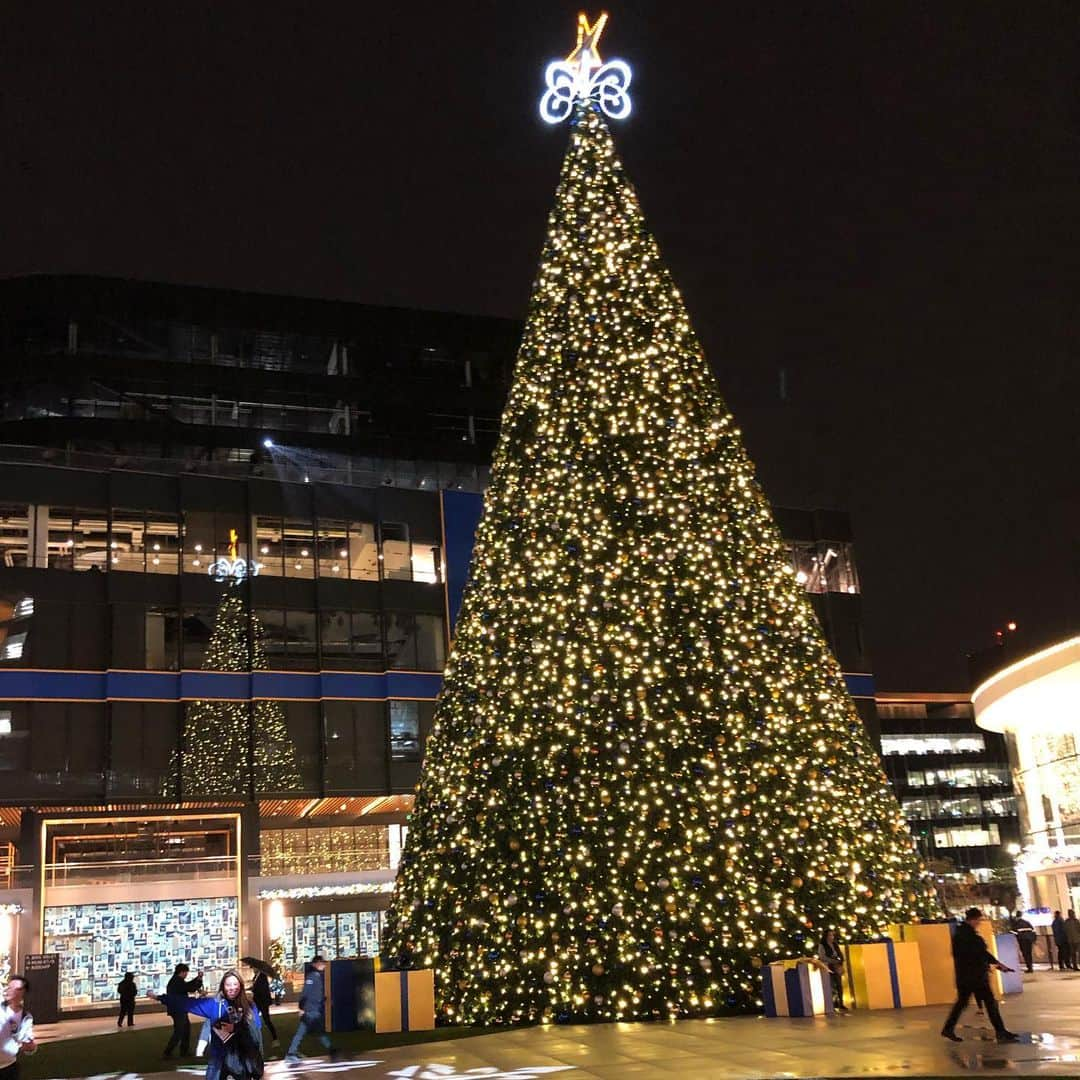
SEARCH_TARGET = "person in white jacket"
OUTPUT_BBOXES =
[0,975,37,1080]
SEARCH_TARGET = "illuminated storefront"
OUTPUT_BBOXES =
[974,636,1080,911]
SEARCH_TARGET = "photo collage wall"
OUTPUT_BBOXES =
[44,896,239,1006]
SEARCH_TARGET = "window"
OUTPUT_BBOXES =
[255,610,286,668]
[788,540,860,594]
[254,515,283,577]
[0,595,33,666]
[183,510,248,576]
[934,824,1000,848]
[390,700,420,760]
[261,826,391,875]
[379,522,411,581]
[285,610,317,670]
[320,611,383,671]
[254,700,318,794]
[906,765,1011,788]
[880,733,985,756]
[0,710,11,736]
[877,704,929,720]
[317,521,349,579]
[409,537,443,584]
[348,521,379,580]
[0,504,30,567]
[182,608,219,669]
[145,608,181,670]
[384,613,445,671]
[283,519,315,579]
[146,514,181,574]
[109,702,181,796]
[323,701,388,791]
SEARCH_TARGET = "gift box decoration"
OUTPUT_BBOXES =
[888,939,927,1007]
[762,959,834,1018]
[896,922,956,1005]
[328,956,381,1032]
[844,942,896,1010]
[994,933,1024,995]
[374,968,436,1033]
[976,920,1005,999]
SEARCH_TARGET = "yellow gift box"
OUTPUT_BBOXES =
[844,942,895,1009]
[895,923,955,1005]
[374,969,436,1033]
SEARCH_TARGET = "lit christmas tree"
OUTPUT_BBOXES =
[165,559,301,798]
[384,14,938,1024]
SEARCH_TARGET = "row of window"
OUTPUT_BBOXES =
[904,765,1011,788]
[901,795,1018,820]
[0,699,434,799]
[0,598,445,672]
[0,504,442,584]
[881,733,987,756]
[933,824,1002,848]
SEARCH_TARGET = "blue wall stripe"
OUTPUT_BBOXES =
[0,668,870,703]
[441,488,484,632]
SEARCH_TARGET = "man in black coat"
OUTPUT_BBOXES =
[941,908,1018,1043]
[162,963,203,1058]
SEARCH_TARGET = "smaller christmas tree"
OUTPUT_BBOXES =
[164,537,301,798]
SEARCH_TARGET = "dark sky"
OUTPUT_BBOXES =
[2,2,1078,690]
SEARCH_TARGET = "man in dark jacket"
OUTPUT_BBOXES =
[1052,910,1071,970]
[162,963,202,1058]
[942,908,1018,1043]
[285,956,337,1063]
[1010,911,1036,973]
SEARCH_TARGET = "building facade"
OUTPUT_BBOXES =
[876,691,1021,893]
[974,636,1080,913]
[0,275,878,1011]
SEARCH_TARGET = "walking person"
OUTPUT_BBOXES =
[250,970,279,1052]
[1010,911,1036,973]
[0,975,36,1080]
[160,971,263,1080]
[285,956,337,1064]
[817,930,848,1012]
[1052,910,1071,971]
[116,972,137,1027]
[941,907,1019,1043]
[1065,910,1080,971]
[163,963,203,1059]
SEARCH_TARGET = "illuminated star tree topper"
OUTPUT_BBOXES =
[540,11,631,124]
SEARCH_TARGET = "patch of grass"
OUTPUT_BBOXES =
[23,1013,496,1080]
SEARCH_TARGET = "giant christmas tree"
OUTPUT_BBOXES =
[385,14,937,1025]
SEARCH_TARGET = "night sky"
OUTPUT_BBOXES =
[2,3,1077,690]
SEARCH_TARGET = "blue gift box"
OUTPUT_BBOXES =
[762,959,834,1017]
[994,933,1024,995]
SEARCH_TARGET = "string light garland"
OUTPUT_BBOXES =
[384,15,939,1026]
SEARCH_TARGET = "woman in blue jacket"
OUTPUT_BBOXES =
[161,971,262,1080]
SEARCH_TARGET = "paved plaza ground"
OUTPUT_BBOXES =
[30,970,1080,1078]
